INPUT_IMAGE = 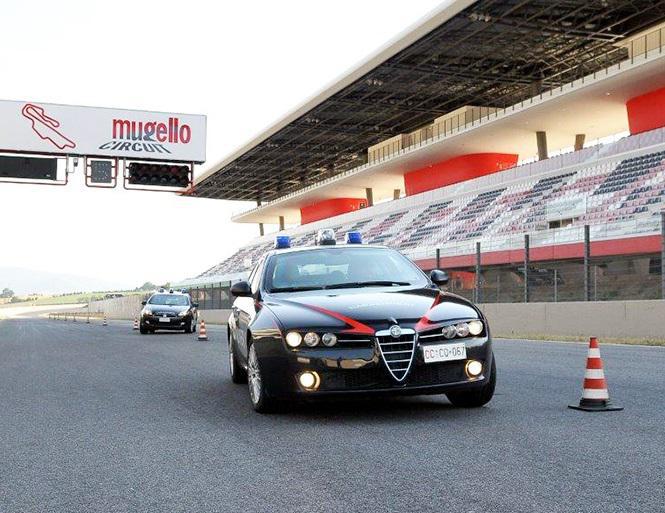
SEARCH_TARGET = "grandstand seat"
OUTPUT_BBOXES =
[196,128,665,280]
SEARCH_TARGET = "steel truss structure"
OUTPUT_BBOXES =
[194,0,665,202]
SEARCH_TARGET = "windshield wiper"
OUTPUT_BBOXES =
[324,281,411,290]
[269,286,324,293]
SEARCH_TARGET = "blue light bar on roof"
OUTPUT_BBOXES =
[275,235,291,249]
[316,229,336,246]
[345,231,362,244]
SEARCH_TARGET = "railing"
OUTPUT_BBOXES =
[48,312,104,322]
[188,282,233,310]
[413,216,665,303]
[404,216,662,263]
[232,25,665,220]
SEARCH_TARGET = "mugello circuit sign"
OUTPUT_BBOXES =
[0,99,206,163]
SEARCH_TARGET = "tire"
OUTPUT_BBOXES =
[139,324,148,335]
[184,320,193,334]
[446,356,496,408]
[246,343,279,413]
[228,332,247,384]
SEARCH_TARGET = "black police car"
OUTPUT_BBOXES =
[227,229,495,413]
[140,289,199,334]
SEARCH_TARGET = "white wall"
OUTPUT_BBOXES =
[480,300,665,340]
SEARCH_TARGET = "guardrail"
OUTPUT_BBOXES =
[48,312,104,323]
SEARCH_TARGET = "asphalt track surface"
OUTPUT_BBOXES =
[1,317,663,513]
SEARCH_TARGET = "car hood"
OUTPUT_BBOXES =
[263,287,481,333]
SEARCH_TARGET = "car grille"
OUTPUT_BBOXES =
[342,368,392,389]
[417,329,450,343]
[340,361,466,389]
[409,361,466,386]
[335,334,374,348]
[375,328,416,382]
[153,311,177,317]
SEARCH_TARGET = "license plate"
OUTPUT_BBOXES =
[158,317,171,323]
[422,342,466,363]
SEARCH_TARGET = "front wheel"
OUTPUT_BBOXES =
[247,344,278,413]
[446,356,496,408]
[139,324,148,335]
[184,320,193,334]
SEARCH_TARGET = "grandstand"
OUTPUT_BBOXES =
[183,0,665,304]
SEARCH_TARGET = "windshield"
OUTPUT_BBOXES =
[148,294,190,306]
[265,247,428,292]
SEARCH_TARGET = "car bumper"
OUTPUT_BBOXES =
[142,316,191,329]
[253,335,493,400]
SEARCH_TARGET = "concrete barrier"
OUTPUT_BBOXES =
[197,309,231,325]
[90,295,143,320]
[11,295,660,340]
[89,296,231,325]
[480,299,665,340]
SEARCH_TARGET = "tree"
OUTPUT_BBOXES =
[136,282,157,291]
[1,288,14,298]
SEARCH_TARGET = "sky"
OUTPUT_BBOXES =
[0,0,445,293]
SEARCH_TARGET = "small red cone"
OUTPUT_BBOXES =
[133,317,139,330]
[102,316,108,327]
[569,337,622,412]
[197,319,208,341]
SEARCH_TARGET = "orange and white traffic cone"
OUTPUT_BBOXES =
[197,319,208,341]
[569,337,622,412]
[133,317,139,330]
[102,315,108,327]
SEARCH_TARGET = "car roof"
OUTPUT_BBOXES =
[150,290,190,296]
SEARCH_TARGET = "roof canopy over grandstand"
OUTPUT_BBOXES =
[193,0,665,203]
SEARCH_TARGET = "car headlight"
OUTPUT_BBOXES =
[304,332,320,347]
[286,331,302,348]
[143,309,153,316]
[442,325,457,339]
[441,320,483,338]
[177,310,190,317]
[321,333,337,347]
[455,323,470,337]
[468,320,484,336]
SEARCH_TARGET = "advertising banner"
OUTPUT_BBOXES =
[0,100,206,162]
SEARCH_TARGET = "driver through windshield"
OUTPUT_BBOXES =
[265,247,428,292]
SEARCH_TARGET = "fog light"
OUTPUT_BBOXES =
[298,371,320,390]
[465,360,483,378]
[286,331,302,348]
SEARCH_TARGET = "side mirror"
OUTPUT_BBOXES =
[230,281,252,297]
[192,302,199,308]
[430,269,449,286]
[141,300,147,305]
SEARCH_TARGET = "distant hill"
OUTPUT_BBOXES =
[0,267,128,296]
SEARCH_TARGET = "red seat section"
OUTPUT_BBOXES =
[300,198,368,224]
[404,153,518,196]
[627,86,665,135]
